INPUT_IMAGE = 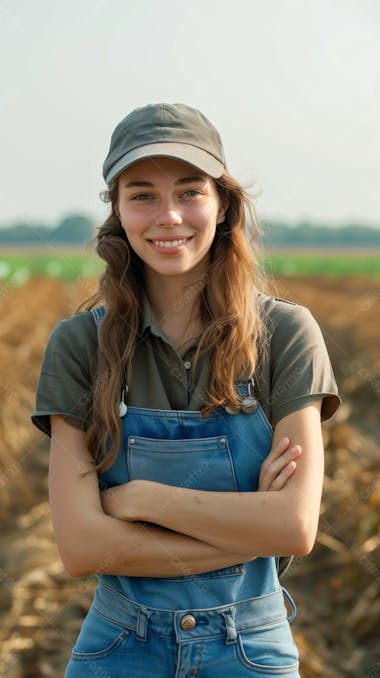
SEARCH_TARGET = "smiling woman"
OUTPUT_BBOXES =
[31,102,342,677]
[115,157,227,287]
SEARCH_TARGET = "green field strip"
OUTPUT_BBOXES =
[0,252,379,284]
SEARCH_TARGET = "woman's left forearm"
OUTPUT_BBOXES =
[106,480,310,557]
[146,404,324,557]
[144,483,310,556]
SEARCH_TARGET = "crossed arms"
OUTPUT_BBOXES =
[49,399,323,577]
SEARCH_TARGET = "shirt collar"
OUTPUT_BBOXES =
[141,294,199,355]
[142,293,168,340]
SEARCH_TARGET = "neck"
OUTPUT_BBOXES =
[144,267,207,334]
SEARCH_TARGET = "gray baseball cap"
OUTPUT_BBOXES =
[103,103,226,185]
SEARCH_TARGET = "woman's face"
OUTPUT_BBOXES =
[116,156,227,280]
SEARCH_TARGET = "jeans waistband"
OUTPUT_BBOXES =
[93,581,296,644]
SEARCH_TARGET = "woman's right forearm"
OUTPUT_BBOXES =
[72,512,254,578]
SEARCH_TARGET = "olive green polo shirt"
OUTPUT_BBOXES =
[31,292,342,437]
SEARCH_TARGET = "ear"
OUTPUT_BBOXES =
[216,196,229,224]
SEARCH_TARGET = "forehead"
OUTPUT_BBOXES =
[118,156,210,184]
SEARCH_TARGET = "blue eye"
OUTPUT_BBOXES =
[182,190,200,198]
[132,194,152,200]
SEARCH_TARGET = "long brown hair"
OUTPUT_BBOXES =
[76,170,271,474]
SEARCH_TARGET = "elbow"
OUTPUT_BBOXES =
[292,537,315,557]
[67,564,93,578]
[62,554,93,578]
[58,542,96,577]
[62,546,124,578]
[65,565,85,578]
[54,516,108,578]
[291,515,318,556]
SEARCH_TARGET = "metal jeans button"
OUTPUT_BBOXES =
[180,614,196,630]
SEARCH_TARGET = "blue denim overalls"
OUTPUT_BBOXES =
[65,306,300,677]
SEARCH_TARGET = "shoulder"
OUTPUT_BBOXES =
[256,291,315,334]
[32,311,100,437]
[44,311,99,377]
[48,310,99,349]
[255,291,342,425]
[255,294,330,386]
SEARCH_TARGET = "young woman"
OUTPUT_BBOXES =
[32,103,342,677]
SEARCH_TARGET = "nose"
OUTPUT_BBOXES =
[156,205,182,228]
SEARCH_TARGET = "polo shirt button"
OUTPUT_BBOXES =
[184,360,191,369]
[180,614,196,630]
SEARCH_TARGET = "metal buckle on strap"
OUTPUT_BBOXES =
[119,382,128,418]
[225,378,258,415]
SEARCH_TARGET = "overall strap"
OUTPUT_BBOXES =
[236,376,294,580]
[91,306,106,330]
[92,306,128,405]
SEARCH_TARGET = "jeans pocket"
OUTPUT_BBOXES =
[235,618,300,675]
[70,606,132,660]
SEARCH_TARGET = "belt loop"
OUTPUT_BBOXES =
[136,605,153,642]
[281,586,297,623]
[219,607,238,645]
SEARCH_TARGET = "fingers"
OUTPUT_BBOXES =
[258,439,302,491]
[270,437,291,459]
[268,458,298,491]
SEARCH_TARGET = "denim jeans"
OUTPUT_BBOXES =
[65,581,300,677]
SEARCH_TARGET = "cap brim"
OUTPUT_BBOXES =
[104,142,225,184]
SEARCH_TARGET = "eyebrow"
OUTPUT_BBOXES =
[123,176,207,188]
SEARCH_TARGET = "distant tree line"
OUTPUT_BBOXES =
[0,215,95,245]
[260,220,380,246]
[0,213,379,246]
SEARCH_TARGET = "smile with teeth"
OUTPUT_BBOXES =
[150,237,192,248]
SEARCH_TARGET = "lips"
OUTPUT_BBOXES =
[148,236,193,242]
[148,235,193,249]
[151,238,189,248]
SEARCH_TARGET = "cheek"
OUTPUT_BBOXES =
[119,209,146,238]
[200,212,219,241]
[189,202,220,228]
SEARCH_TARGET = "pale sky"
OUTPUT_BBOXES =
[1,0,379,228]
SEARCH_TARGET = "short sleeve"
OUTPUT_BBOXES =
[31,313,96,438]
[268,302,342,428]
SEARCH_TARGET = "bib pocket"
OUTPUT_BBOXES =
[127,435,239,492]
[127,434,245,580]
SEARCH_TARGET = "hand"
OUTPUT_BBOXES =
[258,437,302,492]
[100,480,141,521]
[100,479,158,522]
[100,483,129,520]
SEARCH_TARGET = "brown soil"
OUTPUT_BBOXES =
[0,275,379,677]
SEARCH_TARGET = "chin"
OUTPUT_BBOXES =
[150,265,193,277]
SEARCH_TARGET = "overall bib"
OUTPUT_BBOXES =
[65,306,300,677]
